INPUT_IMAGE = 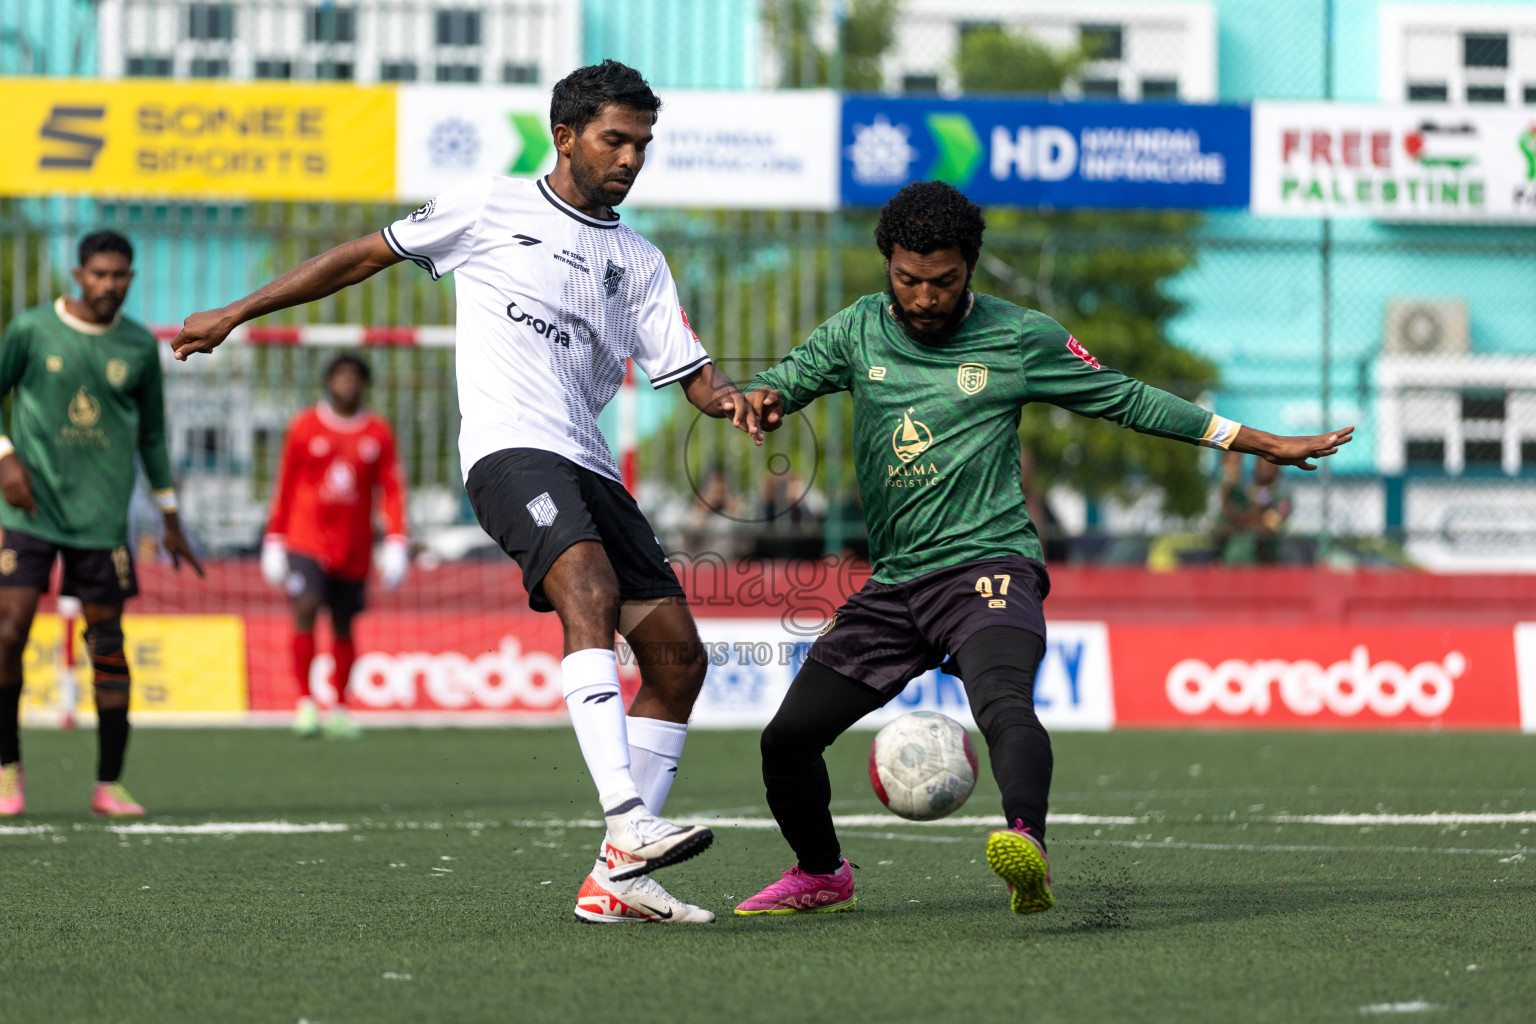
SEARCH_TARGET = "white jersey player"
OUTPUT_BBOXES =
[172,61,763,924]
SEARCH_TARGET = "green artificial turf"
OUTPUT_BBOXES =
[2,728,1533,1023]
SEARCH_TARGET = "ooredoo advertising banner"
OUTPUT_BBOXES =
[0,78,396,201]
[1109,624,1523,730]
[840,96,1251,210]
[1251,101,1536,220]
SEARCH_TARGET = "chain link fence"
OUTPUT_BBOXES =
[2,0,1534,574]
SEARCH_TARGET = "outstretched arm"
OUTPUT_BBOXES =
[681,363,762,444]
[171,232,403,360]
[1229,425,1353,471]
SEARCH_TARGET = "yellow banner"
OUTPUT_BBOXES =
[19,614,247,720]
[0,78,395,201]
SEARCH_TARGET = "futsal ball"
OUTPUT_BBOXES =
[868,711,979,821]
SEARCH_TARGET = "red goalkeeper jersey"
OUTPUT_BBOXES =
[266,403,407,581]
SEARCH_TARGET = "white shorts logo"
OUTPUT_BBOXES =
[526,492,559,527]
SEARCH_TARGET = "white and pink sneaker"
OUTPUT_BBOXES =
[733,859,856,916]
[574,861,715,924]
[91,781,145,818]
[0,763,23,817]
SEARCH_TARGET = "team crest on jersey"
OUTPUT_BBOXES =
[68,386,101,428]
[527,492,559,527]
[604,259,626,298]
[45,355,62,373]
[1066,336,1101,370]
[891,407,933,463]
[358,436,381,464]
[957,363,988,395]
[106,358,129,388]
[408,199,436,223]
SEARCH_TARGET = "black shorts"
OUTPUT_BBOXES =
[808,556,1049,692]
[466,448,685,614]
[284,553,367,620]
[0,529,139,605]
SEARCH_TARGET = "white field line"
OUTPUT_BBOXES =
[839,831,1528,857]
[1358,1002,1445,1015]
[1268,812,1536,826]
[108,822,351,835]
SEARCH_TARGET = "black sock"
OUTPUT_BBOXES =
[0,683,20,765]
[955,626,1053,843]
[96,706,130,783]
[761,658,890,875]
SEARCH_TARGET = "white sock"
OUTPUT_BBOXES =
[627,715,688,815]
[560,649,639,811]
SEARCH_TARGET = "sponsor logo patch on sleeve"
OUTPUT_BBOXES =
[680,306,701,343]
[1066,336,1101,370]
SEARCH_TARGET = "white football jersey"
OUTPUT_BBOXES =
[384,175,711,483]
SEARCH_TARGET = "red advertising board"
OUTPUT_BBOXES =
[245,614,642,716]
[1109,624,1522,730]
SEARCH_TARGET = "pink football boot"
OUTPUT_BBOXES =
[734,859,856,916]
[91,781,145,818]
[0,763,23,816]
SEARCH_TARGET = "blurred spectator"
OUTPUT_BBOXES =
[749,468,825,560]
[682,469,745,560]
[1217,452,1292,565]
[1020,448,1067,562]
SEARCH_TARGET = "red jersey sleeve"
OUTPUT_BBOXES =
[375,420,408,539]
[266,413,310,539]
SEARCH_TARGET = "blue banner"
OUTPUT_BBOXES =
[841,97,1251,210]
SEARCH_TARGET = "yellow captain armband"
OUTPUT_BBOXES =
[152,488,179,514]
[1200,415,1241,451]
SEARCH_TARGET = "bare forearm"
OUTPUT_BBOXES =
[684,363,738,417]
[225,234,398,326]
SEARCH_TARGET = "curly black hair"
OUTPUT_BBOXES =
[549,59,661,137]
[874,181,985,263]
[325,352,372,385]
[78,229,133,267]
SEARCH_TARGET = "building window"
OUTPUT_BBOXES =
[308,6,357,44]
[254,59,292,80]
[436,10,482,46]
[1463,32,1508,68]
[126,55,173,77]
[190,57,230,78]
[186,3,234,41]
[502,62,539,84]
[1526,84,1536,104]
[1080,23,1123,61]
[436,63,481,83]
[1463,440,1504,467]
[314,60,354,81]
[1141,78,1178,100]
[1461,390,1505,421]
[1467,84,1506,103]
[380,61,418,82]
[1405,439,1446,467]
[1521,440,1536,467]
[1407,82,1449,102]
[902,74,940,95]
[1081,78,1120,99]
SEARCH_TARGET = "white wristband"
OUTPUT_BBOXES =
[1201,415,1241,450]
[152,488,179,513]
[0,436,14,460]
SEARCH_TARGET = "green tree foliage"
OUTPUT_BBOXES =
[955,25,1089,96]
[955,30,1219,517]
[765,0,898,89]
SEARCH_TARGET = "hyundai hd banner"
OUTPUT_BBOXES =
[840,96,1251,210]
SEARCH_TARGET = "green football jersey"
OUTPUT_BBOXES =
[749,292,1239,583]
[0,298,174,548]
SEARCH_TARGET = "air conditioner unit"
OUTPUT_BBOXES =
[1383,299,1469,355]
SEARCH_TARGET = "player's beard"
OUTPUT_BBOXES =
[569,147,635,212]
[886,269,974,346]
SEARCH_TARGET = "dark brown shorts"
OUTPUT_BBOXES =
[0,528,138,605]
[808,556,1049,692]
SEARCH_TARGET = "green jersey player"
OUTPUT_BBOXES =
[0,231,203,820]
[732,182,1351,917]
